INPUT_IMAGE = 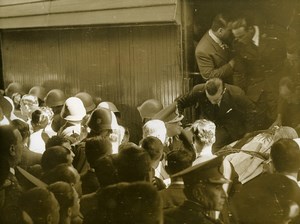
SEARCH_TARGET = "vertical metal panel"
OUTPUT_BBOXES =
[1,24,182,142]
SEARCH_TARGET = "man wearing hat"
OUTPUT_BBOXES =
[153,102,194,154]
[152,104,195,185]
[164,156,230,224]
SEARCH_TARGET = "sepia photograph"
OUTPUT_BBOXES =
[0,0,300,223]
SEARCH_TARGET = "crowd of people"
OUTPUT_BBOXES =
[0,10,300,224]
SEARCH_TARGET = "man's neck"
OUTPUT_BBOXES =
[195,144,213,157]
[200,145,214,156]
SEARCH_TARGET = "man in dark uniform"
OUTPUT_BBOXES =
[164,156,230,224]
[176,78,257,152]
[231,14,287,129]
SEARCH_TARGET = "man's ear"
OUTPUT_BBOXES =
[46,214,52,224]
[67,207,72,217]
[217,27,223,35]
[192,185,204,200]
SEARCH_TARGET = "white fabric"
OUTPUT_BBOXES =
[29,129,45,154]
[252,25,259,46]
[226,133,273,184]
[208,29,227,49]
[44,123,57,138]
[0,116,10,126]
[59,123,82,138]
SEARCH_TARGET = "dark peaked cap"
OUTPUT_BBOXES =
[152,102,184,123]
[172,156,230,185]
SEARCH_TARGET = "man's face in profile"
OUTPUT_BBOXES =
[219,24,233,43]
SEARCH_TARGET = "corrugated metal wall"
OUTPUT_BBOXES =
[1,24,183,142]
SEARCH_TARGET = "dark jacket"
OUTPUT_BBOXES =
[159,183,186,209]
[233,25,286,82]
[164,200,223,224]
[177,83,256,142]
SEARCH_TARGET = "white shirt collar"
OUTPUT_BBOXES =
[252,26,259,46]
[208,29,226,49]
[10,167,15,175]
[285,174,300,187]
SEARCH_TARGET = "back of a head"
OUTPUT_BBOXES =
[85,136,112,168]
[11,119,30,141]
[165,150,194,175]
[271,138,300,173]
[273,126,298,142]
[94,154,119,188]
[42,163,78,185]
[117,143,152,182]
[41,146,70,172]
[142,119,166,144]
[97,182,162,224]
[48,181,76,218]
[141,136,164,163]
[211,13,232,32]
[31,109,49,129]
[45,135,72,150]
[20,187,59,224]
[205,78,223,96]
[190,119,216,145]
[117,182,162,224]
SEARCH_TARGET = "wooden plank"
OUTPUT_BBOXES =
[0,0,45,7]
[0,2,51,17]
[0,5,177,28]
[0,0,176,18]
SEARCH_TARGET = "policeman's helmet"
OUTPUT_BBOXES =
[45,89,66,108]
[60,97,86,122]
[87,108,119,133]
[97,101,120,118]
[29,86,47,102]
[5,82,24,98]
[75,92,96,113]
